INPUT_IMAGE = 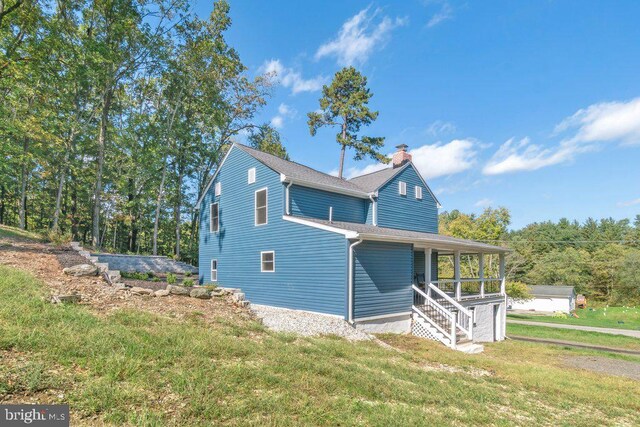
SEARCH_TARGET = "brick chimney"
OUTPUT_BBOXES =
[392,144,412,168]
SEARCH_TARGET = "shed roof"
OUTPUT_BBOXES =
[529,285,575,298]
[288,216,510,253]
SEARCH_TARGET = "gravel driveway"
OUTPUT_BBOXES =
[564,356,640,381]
[251,305,371,341]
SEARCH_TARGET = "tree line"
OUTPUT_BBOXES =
[440,209,640,304]
[0,0,288,263]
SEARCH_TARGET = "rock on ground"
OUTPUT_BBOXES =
[154,289,170,297]
[166,285,190,296]
[130,286,153,296]
[251,305,371,341]
[62,264,97,277]
[190,288,211,299]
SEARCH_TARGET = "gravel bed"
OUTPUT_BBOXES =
[564,355,640,381]
[251,305,372,341]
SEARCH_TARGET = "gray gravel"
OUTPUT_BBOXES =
[564,356,640,381]
[251,305,372,341]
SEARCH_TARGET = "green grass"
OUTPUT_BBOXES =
[508,306,640,330]
[1,265,639,426]
[507,323,640,351]
[0,224,42,241]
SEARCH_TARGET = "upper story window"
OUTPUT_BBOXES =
[248,167,256,184]
[415,186,423,200]
[214,182,221,197]
[255,188,268,225]
[210,203,219,232]
[261,251,275,272]
[398,181,407,196]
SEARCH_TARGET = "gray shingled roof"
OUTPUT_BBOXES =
[236,144,368,195]
[297,217,510,253]
[529,285,575,298]
[347,166,404,192]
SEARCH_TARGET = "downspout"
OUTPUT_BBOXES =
[348,239,363,323]
[369,194,377,226]
[285,181,293,215]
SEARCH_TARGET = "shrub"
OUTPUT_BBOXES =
[506,281,532,302]
[166,273,177,285]
[44,229,72,246]
[121,271,150,280]
[552,311,568,319]
[184,271,192,277]
[182,278,194,287]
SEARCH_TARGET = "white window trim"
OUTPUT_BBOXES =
[209,202,219,233]
[398,181,406,196]
[255,187,268,226]
[214,182,221,196]
[415,185,423,200]
[248,167,256,184]
[260,251,275,273]
[210,259,218,282]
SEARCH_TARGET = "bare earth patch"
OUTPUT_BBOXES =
[0,237,252,326]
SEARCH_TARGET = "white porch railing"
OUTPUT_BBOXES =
[412,284,473,349]
[427,279,503,300]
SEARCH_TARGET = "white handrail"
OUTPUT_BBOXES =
[428,283,472,317]
[412,285,471,343]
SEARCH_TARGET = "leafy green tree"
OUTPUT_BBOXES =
[248,124,289,160]
[307,66,386,179]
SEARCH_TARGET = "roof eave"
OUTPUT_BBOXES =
[282,176,373,199]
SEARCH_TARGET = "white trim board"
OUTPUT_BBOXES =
[282,215,358,238]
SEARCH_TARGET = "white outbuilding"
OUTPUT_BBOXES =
[509,285,576,313]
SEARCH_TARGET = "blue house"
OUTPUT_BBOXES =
[197,143,510,351]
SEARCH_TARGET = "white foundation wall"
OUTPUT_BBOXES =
[467,301,506,342]
[354,313,412,334]
[510,297,572,313]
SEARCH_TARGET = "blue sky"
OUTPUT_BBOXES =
[194,0,640,229]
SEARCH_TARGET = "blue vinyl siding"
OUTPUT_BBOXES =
[290,185,366,223]
[376,165,438,233]
[353,241,413,319]
[198,146,348,316]
[413,250,439,283]
[365,200,374,224]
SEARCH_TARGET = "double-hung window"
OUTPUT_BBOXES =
[261,251,275,272]
[255,188,268,225]
[210,259,218,282]
[210,203,219,232]
[398,181,407,196]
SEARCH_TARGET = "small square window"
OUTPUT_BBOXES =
[211,259,218,282]
[398,181,406,196]
[214,182,221,196]
[248,167,256,184]
[415,186,423,200]
[261,251,275,272]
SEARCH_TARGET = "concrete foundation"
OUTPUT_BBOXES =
[354,313,412,334]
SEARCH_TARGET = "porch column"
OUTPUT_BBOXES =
[479,252,485,298]
[425,247,432,297]
[499,253,506,295]
[454,250,461,300]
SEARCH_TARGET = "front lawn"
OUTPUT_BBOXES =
[1,265,639,426]
[507,323,640,351]
[508,306,640,330]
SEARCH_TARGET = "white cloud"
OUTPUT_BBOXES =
[259,59,326,94]
[342,139,478,180]
[426,120,456,136]
[555,97,640,146]
[483,97,640,175]
[482,137,590,175]
[474,198,493,208]
[618,198,640,208]
[315,8,406,66]
[426,1,453,28]
[270,103,297,129]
